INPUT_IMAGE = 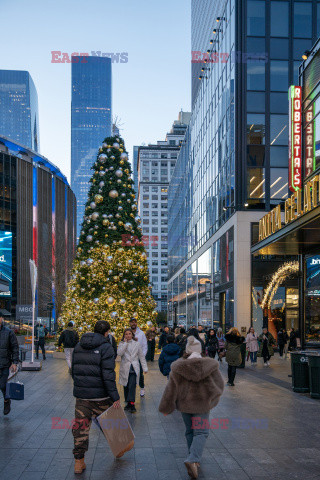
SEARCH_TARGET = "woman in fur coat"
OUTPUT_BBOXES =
[117,328,148,413]
[159,336,224,479]
[225,327,245,386]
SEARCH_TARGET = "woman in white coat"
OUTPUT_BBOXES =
[246,327,259,365]
[117,328,148,412]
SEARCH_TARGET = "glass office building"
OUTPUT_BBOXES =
[0,70,39,152]
[71,56,112,236]
[168,0,320,330]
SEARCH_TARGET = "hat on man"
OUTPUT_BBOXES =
[186,335,202,355]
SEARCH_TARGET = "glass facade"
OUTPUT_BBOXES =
[0,70,39,152]
[169,0,320,329]
[71,57,112,236]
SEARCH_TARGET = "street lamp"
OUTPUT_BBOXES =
[223,203,249,212]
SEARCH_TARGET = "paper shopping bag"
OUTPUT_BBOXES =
[96,405,135,458]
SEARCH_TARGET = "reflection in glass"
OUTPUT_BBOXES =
[247,114,265,144]
[270,114,288,146]
[270,168,288,199]
[294,2,312,38]
[248,168,265,199]
[247,63,265,90]
[270,61,288,92]
[247,0,265,36]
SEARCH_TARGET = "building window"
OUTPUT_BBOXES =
[143,195,149,200]
[247,114,265,145]
[161,188,167,193]
[143,186,149,192]
[143,211,149,216]
[143,219,149,225]
[247,92,265,113]
[152,228,158,233]
[152,261,158,266]
[152,187,158,192]
[152,211,158,216]
[247,63,265,90]
[294,2,312,38]
[152,203,158,208]
[247,0,265,36]
[270,114,288,146]
[270,168,288,200]
[271,1,288,37]
[152,162,158,166]
[161,155,167,159]
[248,168,265,199]
[270,61,288,92]
[152,195,158,200]
[143,203,149,208]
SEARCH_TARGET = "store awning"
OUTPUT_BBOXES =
[0,309,11,316]
[251,204,320,256]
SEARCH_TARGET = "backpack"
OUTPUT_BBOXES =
[38,326,46,338]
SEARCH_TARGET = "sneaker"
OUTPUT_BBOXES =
[226,382,233,386]
[130,404,137,413]
[124,403,131,411]
[267,361,270,366]
[251,362,254,366]
[140,389,145,397]
[264,362,268,367]
[4,399,11,415]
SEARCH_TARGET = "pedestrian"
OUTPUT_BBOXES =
[205,329,219,358]
[245,327,259,365]
[117,328,148,413]
[197,325,206,342]
[186,327,206,354]
[158,334,181,378]
[35,322,48,360]
[145,323,156,362]
[71,320,120,474]
[225,327,245,386]
[129,318,148,397]
[159,336,224,479]
[216,328,226,361]
[277,328,288,358]
[58,321,79,372]
[0,316,19,415]
[258,327,276,366]
[288,328,297,351]
[174,327,181,338]
[158,325,170,350]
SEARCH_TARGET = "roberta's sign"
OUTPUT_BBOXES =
[259,175,320,242]
[288,86,302,192]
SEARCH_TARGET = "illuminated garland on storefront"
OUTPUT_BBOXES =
[261,261,299,309]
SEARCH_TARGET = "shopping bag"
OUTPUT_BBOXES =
[96,405,135,458]
[6,381,24,400]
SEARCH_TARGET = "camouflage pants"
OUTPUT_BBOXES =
[73,398,112,459]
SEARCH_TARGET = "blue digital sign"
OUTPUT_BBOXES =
[306,255,320,290]
[0,231,12,297]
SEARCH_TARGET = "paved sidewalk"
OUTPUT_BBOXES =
[0,353,320,480]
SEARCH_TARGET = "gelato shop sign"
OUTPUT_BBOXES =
[259,175,320,241]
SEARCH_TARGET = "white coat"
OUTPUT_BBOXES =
[246,332,259,352]
[117,339,148,386]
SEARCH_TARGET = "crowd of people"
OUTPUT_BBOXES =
[0,314,303,479]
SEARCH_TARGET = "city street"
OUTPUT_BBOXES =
[0,355,319,480]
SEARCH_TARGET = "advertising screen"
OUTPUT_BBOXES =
[306,255,320,290]
[0,231,12,297]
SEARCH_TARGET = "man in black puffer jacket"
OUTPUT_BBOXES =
[71,320,120,474]
[0,315,19,415]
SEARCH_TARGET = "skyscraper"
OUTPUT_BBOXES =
[71,56,112,236]
[0,70,39,152]
[168,0,320,331]
[137,112,190,313]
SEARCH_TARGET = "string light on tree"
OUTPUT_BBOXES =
[60,135,157,339]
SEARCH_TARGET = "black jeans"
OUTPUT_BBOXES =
[228,365,237,384]
[139,361,144,389]
[0,367,9,399]
[124,366,137,403]
[36,338,46,358]
[146,340,155,361]
[279,345,284,357]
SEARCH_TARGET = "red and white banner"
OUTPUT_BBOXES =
[288,86,302,192]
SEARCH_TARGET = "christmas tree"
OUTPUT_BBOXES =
[60,135,157,338]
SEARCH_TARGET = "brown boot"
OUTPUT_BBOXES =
[184,461,198,478]
[74,458,86,474]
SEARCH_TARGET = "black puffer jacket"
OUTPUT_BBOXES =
[58,327,79,348]
[72,332,120,402]
[0,324,19,368]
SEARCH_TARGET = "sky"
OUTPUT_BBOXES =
[0,0,191,182]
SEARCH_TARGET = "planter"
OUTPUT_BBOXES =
[52,352,66,360]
